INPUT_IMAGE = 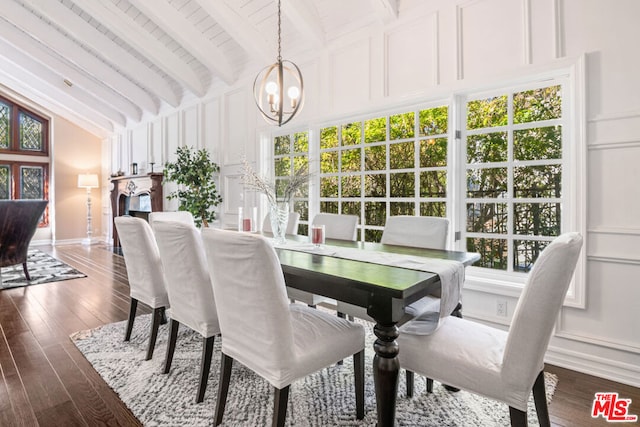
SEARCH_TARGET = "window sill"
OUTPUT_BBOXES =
[463,268,527,299]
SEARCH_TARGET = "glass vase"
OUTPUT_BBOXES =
[270,201,289,244]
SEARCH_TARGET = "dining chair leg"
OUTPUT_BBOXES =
[196,335,215,403]
[508,406,527,427]
[163,319,180,374]
[532,371,551,427]
[406,370,414,397]
[22,262,31,281]
[426,378,433,393]
[214,353,233,426]
[145,307,163,361]
[124,298,138,341]
[353,349,365,419]
[336,311,346,365]
[272,385,290,427]
[160,307,168,325]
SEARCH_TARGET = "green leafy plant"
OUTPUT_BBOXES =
[163,146,222,227]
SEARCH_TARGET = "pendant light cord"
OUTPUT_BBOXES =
[277,0,282,62]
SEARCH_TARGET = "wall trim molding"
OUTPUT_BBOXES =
[545,345,640,388]
[589,109,640,123]
[523,0,532,65]
[589,226,640,235]
[588,139,640,151]
[587,255,640,266]
[455,3,465,80]
[554,328,640,354]
[553,0,565,58]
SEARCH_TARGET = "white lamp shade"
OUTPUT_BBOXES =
[78,173,99,189]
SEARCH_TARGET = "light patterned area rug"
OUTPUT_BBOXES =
[71,312,557,426]
[1,249,86,290]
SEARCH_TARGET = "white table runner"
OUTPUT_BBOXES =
[274,241,465,334]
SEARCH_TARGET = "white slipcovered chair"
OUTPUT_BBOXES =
[311,212,359,241]
[380,215,448,249]
[398,232,583,427]
[262,211,300,235]
[148,211,195,229]
[337,215,450,322]
[152,220,221,403]
[287,213,360,307]
[114,216,169,361]
[201,229,365,427]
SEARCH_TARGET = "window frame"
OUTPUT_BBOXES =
[312,100,451,242]
[0,160,50,226]
[456,60,586,308]
[0,93,51,228]
[266,56,586,307]
[0,94,49,156]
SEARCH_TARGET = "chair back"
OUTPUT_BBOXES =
[0,200,48,267]
[502,232,583,389]
[153,221,219,337]
[312,213,358,241]
[202,229,294,381]
[262,211,300,235]
[114,216,169,308]
[381,215,449,249]
[148,211,194,229]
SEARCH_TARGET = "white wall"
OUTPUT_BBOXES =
[108,0,640,387]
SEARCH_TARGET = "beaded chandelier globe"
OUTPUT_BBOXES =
[253,0,304,127]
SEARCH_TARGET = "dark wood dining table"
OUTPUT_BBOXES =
[273,235,480,427]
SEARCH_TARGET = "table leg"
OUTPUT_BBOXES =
[373,322,399,427]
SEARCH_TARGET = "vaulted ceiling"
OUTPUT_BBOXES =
[0,0,400,138]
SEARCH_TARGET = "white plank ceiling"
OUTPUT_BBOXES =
[0,0,395,137]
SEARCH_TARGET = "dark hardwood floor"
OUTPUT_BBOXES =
[0,244,638,426]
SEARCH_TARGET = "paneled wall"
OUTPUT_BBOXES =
[107,0,640,386]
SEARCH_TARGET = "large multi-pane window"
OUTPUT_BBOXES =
[0,94,49,225]
[273,131,310,235]
[464,84,563,272]
[317,105,448,241]
[270,77,574,279]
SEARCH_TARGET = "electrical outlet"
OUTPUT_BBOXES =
[496,300,508,317]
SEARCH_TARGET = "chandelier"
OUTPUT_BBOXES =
[253,0,303,126]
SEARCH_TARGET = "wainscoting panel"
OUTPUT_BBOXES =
[385,13,439,97]
[456,0,525,80]
[556,259,640,352]
[588,144,640,230]
[223,88,248,166]
[329,38,371,113]
[150,118,163,168]
[182,104,199,149]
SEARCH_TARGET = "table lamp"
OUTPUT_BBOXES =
[78,173,99,245]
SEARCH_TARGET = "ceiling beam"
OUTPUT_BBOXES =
[192,0,272,65]
[0,6,159,115]
[372,0,399,23]
[0,21,142,122]
[129,0,236,86]
[281,0,324,48]
[72,0,206,97]
[0,63,114,135]
[19,0,180,107]
[0,39,126,127]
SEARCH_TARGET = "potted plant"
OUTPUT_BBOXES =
[163,146,223,227]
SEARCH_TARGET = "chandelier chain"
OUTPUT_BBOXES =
[277,0,282,62]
